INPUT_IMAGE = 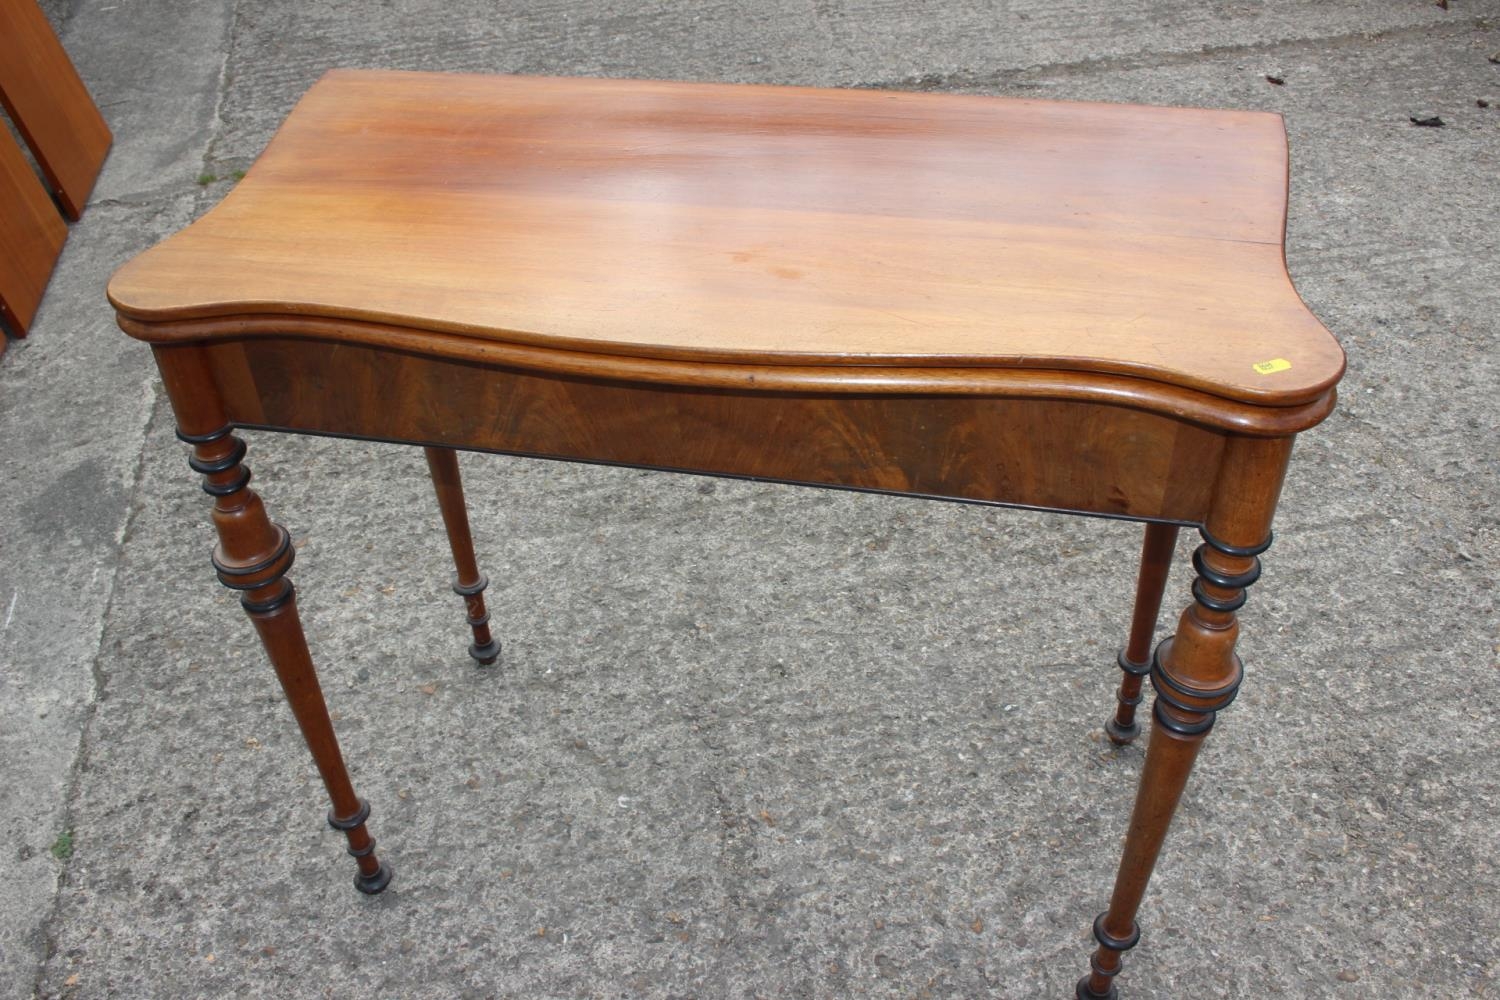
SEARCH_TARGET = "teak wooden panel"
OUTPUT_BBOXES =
[0,123,67,335]
[108,69,1344,408]
[196,338,1224,523]
[0,0,112,220]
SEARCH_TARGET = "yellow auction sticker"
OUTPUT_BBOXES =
[1252,358,1292,375]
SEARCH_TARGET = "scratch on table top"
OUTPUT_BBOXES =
[2,591,16,634]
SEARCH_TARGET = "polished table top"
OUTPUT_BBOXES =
[108,69,1342,410]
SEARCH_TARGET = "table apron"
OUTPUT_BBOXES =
[201,338,1225,523]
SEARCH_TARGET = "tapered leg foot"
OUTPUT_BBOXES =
[453,575,501,665]
[426,447,502,667]
[329,798,394,894]
[355,861,395,895]
[1076,976,1117,1000]
[1078,913,1141,999]
[469,641,502,665]
[1104,652,1147,745]
[1107,523,1179,744]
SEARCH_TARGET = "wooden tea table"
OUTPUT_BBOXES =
[108,70,1344,998]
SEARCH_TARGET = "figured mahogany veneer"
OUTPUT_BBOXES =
[110,70,1344,998]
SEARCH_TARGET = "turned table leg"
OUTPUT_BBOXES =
[182,424,393,894]
[1079,437,1291,998]
[423,446,501,666]
[1106,523,1180,745]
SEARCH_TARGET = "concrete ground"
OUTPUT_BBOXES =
[2,1,1496,997]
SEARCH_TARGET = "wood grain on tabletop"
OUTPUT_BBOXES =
[108,70,1344,405]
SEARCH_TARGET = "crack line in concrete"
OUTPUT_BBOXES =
[852,15,1488,92]
[26,2,246,994]
[28,382,164,999]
